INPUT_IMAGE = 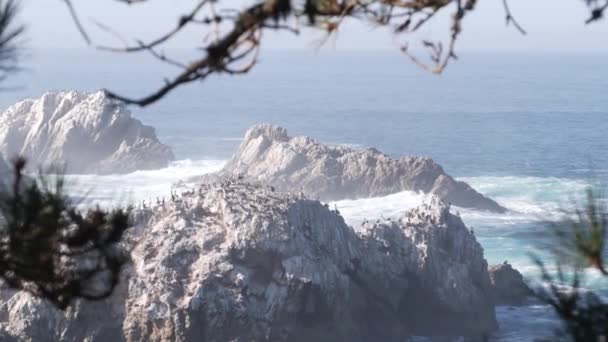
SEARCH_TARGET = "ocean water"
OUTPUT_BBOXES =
[2,49,608,340]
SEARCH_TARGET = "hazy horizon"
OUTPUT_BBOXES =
[18,0,608,52]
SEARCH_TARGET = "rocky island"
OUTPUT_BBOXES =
[0,178,522,341]
[194,124,506,213]
[0,91,174,174]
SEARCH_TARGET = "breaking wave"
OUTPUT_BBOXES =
[65,159,225,207]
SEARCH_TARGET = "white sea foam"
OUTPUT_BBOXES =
[460,175,593,219]
[330,190,431,227]
[330,175,597,227]
[65,159,225,207]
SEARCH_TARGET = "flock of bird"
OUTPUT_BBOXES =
[131,173,313,227]
[131,174,462,236]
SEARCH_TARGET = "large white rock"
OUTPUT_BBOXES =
[0,179,496,341]
[0,91,174,174]
[194,124,506,213]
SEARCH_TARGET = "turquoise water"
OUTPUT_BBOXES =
[2,49,607,340]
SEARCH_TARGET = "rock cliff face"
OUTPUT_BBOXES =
[0,155,10,183]
[359,198,496,336]
[0,91,174,174]
[0,180,496,341]
[489,262,532,306]
[195,124,506,213]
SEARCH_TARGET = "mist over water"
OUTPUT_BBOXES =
[2,49,608,340]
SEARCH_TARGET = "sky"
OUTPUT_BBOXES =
[17,0,608,53]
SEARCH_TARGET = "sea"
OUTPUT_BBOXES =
[1,48,608,341]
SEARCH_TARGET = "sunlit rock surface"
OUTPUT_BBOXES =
[489,262,532,306]
[0,91,174,174]
[0,180,496,341]
[194,124,506,213]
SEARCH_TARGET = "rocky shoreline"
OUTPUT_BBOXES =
[0,94,533,340]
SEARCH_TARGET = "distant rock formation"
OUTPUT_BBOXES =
[194,124,506,213]
[0,180,496,341]
[0,91,174,174]
[489,262,532,306]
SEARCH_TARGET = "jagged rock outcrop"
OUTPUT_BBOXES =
[359,198,496,336]
[489,262,532,306]
[0,180,496,341]
[0,91,174,174]
[193,124,506,213]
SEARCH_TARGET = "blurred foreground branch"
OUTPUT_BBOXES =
[0,0,24,84]
[533,188,608,341]
[0,158,131,309]
[66,0,498,106]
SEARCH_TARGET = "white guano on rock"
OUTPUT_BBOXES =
[0,179,497,341]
